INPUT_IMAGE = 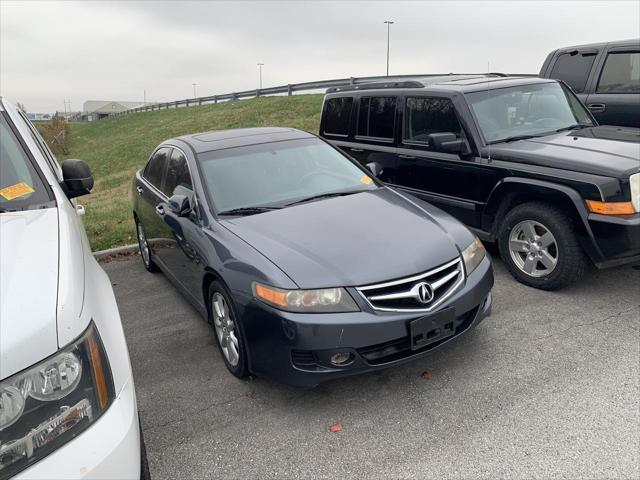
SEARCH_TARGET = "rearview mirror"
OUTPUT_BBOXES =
[365,162,384,177]
[61,159,93,198]
[427,133,472,157]
[168,194,192,217]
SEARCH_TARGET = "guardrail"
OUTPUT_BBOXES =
[107,72,535,119]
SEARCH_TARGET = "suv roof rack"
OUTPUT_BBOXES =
[326,73,511,93]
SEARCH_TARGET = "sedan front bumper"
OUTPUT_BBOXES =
[241,256,493,387]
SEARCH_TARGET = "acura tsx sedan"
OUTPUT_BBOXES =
[131,127,494,386]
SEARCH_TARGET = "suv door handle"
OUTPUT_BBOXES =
[136,186,144,195]
[399,154,417,160]
[155,204,165,216]
[588,103,606,112]
[350,148,364,153]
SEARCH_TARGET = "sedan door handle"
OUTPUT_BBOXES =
[350,148,364,153]
[155,204,165,216]
[588,103,606,112]
[136,186,144,195]
[399,154,417,160]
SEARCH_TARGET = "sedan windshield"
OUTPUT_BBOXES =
[199,138,377,214]
[466,82,594,144]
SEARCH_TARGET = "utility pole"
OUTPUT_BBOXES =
[384,20,394,76]
[192,83,198,98]
[257,63,264,89]
[144,89,146,103]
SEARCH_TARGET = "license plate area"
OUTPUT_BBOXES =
[409,307,456,351]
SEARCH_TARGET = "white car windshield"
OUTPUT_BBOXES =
[466,82,594,144]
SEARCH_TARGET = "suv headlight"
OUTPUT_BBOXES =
[462,237,486,276]
[253,283,359,313]
[0,322,114,479]
[630,172,640,213]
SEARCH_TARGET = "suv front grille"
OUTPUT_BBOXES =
[356,257,464,312]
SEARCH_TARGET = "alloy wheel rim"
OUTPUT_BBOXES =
[211,292,240,366]
[508,220,558,277]
[137,223,150,267]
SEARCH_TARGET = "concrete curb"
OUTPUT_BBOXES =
[93,243,139,260]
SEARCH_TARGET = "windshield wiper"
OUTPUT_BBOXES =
[218,206,281,216]
[284,190,365,207]
[488,134,541,145]
[555,123,592,133]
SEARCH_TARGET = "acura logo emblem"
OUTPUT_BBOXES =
[416,282,434,304]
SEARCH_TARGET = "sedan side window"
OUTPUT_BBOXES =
[143,147,170,192]
[163,148,193,197]
[404,97,464,149]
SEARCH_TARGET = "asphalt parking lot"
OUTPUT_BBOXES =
[103,254,640,479]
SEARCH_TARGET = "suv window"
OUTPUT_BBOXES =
[404,97,463,147]
[0,115,52,211]
[597,52,640,93]
[357,96,396,140]
[322,97,353,136]
[163,148,193,196]
[144,147,170,191]
[549,52,597,93]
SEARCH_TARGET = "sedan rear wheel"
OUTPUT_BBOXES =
[136,220,159,272]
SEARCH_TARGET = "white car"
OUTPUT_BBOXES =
[0,98,148,479]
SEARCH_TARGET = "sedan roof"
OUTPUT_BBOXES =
[174,127,315,154]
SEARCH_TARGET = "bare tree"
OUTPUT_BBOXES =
[16,102,27,113]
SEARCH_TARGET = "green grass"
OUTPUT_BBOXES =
[63,94,324,250]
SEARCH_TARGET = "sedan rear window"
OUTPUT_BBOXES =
[200,138,377,213]
[0,115,52,212]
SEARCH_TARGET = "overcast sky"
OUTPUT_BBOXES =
[1,0,638,113]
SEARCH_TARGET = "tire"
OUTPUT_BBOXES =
[498,201,588,290]
[208,281,249,379]
[135,219,159,273]
[139,417,151,480]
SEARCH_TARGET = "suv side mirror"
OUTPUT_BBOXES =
[61,159,94,198]
[366,162,384,177]
[168,194,192,216]
[427,133,472,157]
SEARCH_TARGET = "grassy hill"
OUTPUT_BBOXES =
[64,94,324,250]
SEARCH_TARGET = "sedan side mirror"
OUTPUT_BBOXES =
[168,194,192,217]
[365,162,384,177]
[61,159,94,198]
[427,133,472,158]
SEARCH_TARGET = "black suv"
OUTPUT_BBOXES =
[319,75,640,290]
[540,39,639,128]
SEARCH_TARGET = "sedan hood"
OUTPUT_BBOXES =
[221,188,462,288]
[0,208,60,380]
[489,126,640,178]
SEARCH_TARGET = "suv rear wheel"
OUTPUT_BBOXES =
[498,202,588,290]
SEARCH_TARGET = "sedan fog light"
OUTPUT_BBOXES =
[330,352,353,366]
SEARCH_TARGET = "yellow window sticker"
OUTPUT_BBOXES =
[0,182,35,201]
[360,175,373,185]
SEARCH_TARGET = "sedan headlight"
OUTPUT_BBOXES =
[461,237,486,276]
[253,283,359,313]
[0,322,114,479]
[630,172,640,213]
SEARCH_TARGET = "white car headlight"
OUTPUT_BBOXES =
[0,322,114,479]
[253,283,359,313]
[462,237,486,276]
[630,172,640,213]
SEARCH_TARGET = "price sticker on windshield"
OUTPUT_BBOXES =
[360,175,373,185]
[0,182,35,200]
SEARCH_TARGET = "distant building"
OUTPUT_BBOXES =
[27,112,53,121]
[82,100,153,121]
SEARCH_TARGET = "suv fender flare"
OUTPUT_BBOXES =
[483,177,605,261]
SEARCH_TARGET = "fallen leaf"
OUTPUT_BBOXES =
[329,421,342,433]
[420,370,433,380]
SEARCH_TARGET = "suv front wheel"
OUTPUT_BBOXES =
[498,202,588,290]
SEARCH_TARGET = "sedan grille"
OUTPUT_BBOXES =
[356,257,464,312]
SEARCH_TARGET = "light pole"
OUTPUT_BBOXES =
[257,63,264,89]
[192,83,198,98]
[384,20,394,76]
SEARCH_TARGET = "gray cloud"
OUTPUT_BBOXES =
[1,0,638,112]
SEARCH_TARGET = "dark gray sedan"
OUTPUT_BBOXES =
[131,127,493,386]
